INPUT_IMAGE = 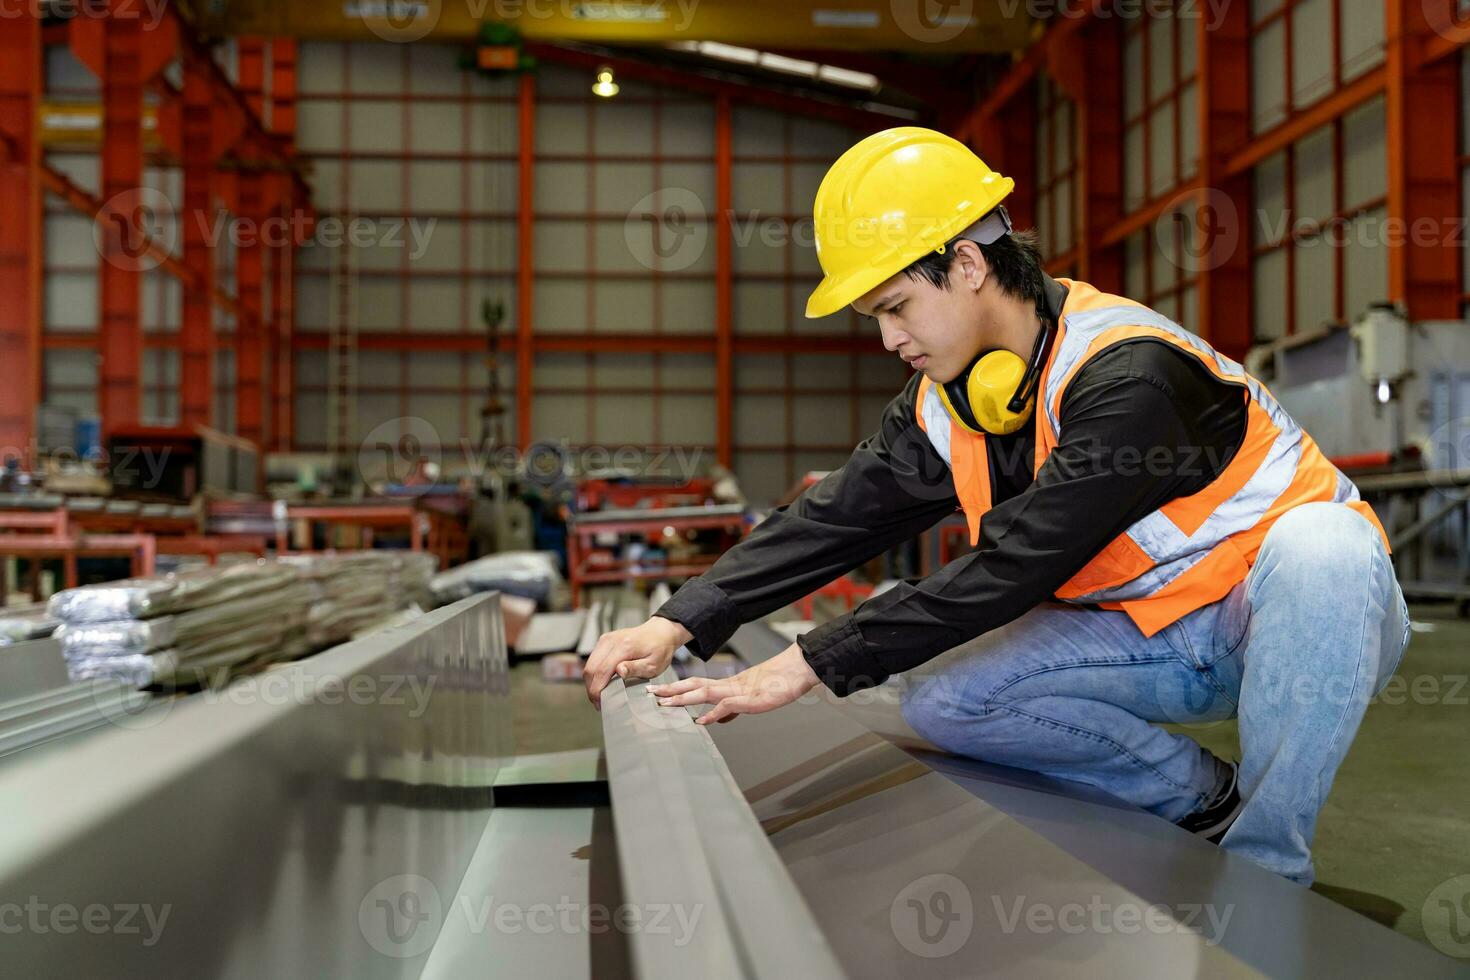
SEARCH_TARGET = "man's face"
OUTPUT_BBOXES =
[852,257,988,384]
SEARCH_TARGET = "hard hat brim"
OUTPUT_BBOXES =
[802,176,1016,319]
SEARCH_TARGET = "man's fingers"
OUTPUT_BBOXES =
[662,679,746,706]
[696,695,754,725]
[648,677,704,697]
[583,635,623,707]
[619,656,664,681]
[654,683,721,707]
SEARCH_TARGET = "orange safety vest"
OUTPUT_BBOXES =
[915,278,1388,637]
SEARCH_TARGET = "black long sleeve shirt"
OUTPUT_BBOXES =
[655,282,1249,696]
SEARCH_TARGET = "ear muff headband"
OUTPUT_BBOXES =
[938,296,1053,436]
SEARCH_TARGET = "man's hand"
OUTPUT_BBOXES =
[648,643,820,725]
[583,616,693,709]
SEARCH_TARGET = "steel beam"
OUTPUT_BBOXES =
[0,593,511,977]
[1221,67,1386,178]
[599,672,845,979]
[233,39,267,447]
[270,39,299,452]
[953,0,1108,146]
[715,95,734,468]
[0,17,42,456]
[180,45,215,428]
[94,4,147,437]
[526,42,897,134]
[292,330,883,354]
[714,623,1461,978]
[1386,0,1461,319]
[187,0,1031,52]
[1196,0,1253,361]
[516,73,535,450]
[1068,19,1124,292]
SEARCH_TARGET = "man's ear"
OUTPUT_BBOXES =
[951,239,989,294]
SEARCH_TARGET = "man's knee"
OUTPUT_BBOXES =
[899,668,1008,747]
[1258,502,1381,588]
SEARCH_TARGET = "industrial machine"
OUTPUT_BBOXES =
[1248,306,1470,605]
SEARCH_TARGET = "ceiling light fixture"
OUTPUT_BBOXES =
[592,66,619,98]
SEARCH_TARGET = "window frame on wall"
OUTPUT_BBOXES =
[1247,0,1387,136]
[728,106,908,501]
[292,40,522,452]
[1121,0,1200,214]
[1248,96,1388,342]
[1035,74,1079,269]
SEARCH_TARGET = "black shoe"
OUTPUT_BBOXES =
[1177,762,1242,844]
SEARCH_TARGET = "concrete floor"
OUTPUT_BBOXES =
[509,601,1470,955]
[1172,603,1470,950]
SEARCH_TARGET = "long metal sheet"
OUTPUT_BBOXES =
[0,637,69,700]
[0,594,511,979]
[712,622,1462,978]
[421,805,630,980]
[600,671,846,979]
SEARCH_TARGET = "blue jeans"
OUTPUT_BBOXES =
[900,502,1409,884]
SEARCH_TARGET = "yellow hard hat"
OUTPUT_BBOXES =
[805,127,1014,319]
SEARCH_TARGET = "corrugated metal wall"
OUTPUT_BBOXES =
[292,49,904,505]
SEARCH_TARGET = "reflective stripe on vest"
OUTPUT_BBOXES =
[914,278,1388,637]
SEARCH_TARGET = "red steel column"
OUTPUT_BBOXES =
[271,40,299,452]
[235,39,266,447]
[1056,20,1124,292]
[977,96,1037,233]
[0,18,42,457]
[1196,0,1253,359]
[516,73,535,449]
[97,7,146,436]
[715,95,733,468]
[180,45,214,428]
[1386,0,1460,318]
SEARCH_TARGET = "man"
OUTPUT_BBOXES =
[583,128,1408,884]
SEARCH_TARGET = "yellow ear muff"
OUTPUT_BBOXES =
[937,350,1036,436]
[969,350,1035,435]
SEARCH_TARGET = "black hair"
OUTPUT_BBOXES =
[902,226,1046,305]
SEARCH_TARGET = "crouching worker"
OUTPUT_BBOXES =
[583,128,1409,885]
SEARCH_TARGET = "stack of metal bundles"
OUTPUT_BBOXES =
[48,562,310,689]
[0,604,60,646]
[281,551,437,648]
[430,550,566,607]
